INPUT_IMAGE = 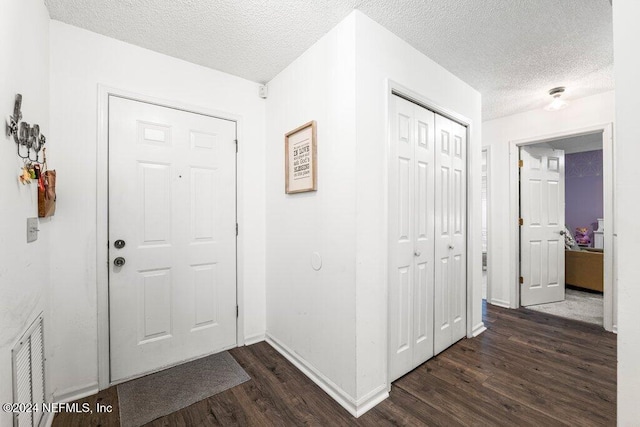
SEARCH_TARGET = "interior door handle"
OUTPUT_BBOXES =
[559,230,566,236]
[449,245,455,250]
[414,251,421,257]
[114,257,126,267]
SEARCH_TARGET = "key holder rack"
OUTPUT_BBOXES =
[6,94,46,163]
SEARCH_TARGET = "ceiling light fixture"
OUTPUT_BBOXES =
[544,86,569,111]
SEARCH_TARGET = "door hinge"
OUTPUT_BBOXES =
[235,139,238,153]
[518,159,524,168]
[519,218,524,226]
[519,276,524,284]
[236,306,239,318]
[236,223,239,236]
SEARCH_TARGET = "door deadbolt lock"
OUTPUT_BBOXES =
[114,239,126,249]
[114,257,126,267]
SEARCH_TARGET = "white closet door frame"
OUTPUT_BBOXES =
[96,85,245,390]
[385,81,481,390]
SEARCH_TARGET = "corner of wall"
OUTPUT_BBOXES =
[1,0,51,423]
[263,8,359,410]
[613,0,640,423]
[352,8,482,408]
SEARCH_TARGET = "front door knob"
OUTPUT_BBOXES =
[114,257,126,267]
[114,239,126,249]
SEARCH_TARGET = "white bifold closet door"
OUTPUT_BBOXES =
[389,95,467,382]
[389,96,436,382]
[433,114,467,355]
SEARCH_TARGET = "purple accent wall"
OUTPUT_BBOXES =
[565,150,603,246]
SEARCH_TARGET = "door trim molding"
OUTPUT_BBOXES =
[508,123,615,332]
[482,146,492,304]
[385,80,482,389]
[96,85,244,389]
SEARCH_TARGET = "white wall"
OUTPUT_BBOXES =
[482,91,614,309]
[0,0,50,425]
[353,11,483,402]
[265,12,359,406]
[612,0,640,423]
[265,10,482,415]
[48,21,266,400]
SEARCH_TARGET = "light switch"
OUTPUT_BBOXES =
[27,217,39,243]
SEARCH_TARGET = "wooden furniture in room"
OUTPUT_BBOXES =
[565,249,604,292]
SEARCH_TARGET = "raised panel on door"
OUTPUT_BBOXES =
[109,96,237,382]
[191,263,218,330]
[520,146,565,306]
[137,268,172,344]
[139,163,172,244]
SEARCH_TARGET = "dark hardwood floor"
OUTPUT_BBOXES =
[53,303,616,426]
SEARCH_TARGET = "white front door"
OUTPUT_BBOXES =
[108,96,237,382]
[388,95,435,382]
[520,146,565,306]
[433,114,467,355]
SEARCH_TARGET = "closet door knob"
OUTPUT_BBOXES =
[449,245,455,250]
[414,251,421,257]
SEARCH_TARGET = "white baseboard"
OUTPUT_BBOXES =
[42,411,54,427]
[52,382,99,404]
[354,384,388,417]
[244,333,265,346]
[265,333,387,417]
[472,323,487,337]
[43,382,99,427]
[489,298,511,308]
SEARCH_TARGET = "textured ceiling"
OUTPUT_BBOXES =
[44,0,614,120]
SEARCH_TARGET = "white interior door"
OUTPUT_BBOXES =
[389,95,435,382]
[434,114,467,356]
[108,96,237,382]
[520,146,565,306]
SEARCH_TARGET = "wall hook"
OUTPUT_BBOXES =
[7,94,46,163]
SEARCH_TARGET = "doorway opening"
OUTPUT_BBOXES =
[514,128,613,329]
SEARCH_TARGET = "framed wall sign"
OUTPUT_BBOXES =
[285,120,317,194]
